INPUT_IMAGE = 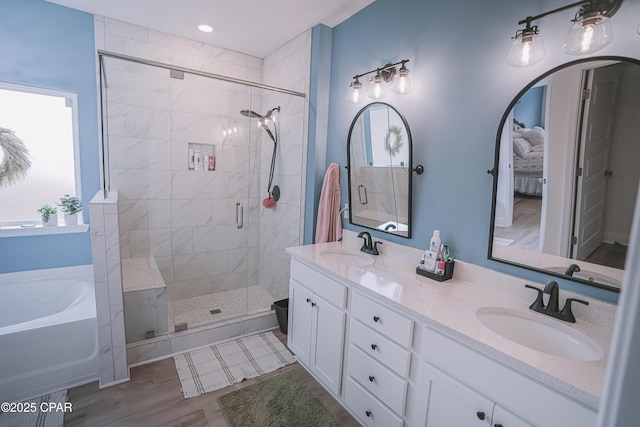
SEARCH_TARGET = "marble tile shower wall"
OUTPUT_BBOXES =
[259,31,311,301]
[99,17,266,302]
[97,17,310,306]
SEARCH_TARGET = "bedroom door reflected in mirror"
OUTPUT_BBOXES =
[492,60,640,284]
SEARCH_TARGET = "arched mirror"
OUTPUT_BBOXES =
[347,102,420,238]
[489,56,640,292]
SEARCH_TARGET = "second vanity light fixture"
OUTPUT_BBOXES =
[507,0,623,67]
[347,59,413,104]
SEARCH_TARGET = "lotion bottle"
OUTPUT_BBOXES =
[429,230,441,254]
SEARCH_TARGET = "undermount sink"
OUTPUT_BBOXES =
[319,249,374,267]
[476,307,603,361]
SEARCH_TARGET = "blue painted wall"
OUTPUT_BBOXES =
[0,0,98,273]
[514,86,545,128]
[319,0,640,302]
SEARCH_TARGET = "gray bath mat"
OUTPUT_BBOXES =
[218,371,342,427]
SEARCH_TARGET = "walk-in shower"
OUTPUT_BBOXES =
[98,51,306,343]
[240,106,280,208]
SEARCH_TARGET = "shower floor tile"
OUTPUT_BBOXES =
[168,286,276,330]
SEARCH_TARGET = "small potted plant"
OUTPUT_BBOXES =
[58,194,82,225]
[37,203,58,226]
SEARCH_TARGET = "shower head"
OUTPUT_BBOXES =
[239,106,280,121]
[264,106,280,119]
[240,106,281,204]
[240,109,264,119]
[240,106,280,144]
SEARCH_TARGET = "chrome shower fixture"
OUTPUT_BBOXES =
[240,106,281,208]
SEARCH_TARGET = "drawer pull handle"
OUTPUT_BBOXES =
[476,411,486,420]
[494,424,504,427]
[306,298,310,303]
[371,344,377,350]
[365,410,372,417]
[373,316,380,323]
[368,375,375,382]
[311,302,316,307]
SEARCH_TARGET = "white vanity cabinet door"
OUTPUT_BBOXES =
[310,292,346,396]
[288,278,346,396]
[416,361,533,427]
[418,360,495,427]
[419,327,596,427]
[288,279,313,365]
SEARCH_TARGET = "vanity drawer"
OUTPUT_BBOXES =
[350,319,411,377]
[351,292,414,347]
[345,377,403,427]
[347,344,407,415]
[290,259,347,308]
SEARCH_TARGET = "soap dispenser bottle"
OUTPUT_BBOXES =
[429,230,441,254]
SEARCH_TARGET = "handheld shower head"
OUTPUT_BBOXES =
[240,109,264,119]
[240,106,281,205]
[264,106,280,119]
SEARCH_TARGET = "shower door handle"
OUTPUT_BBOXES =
[358,185,368,205]
[236,202,244,229]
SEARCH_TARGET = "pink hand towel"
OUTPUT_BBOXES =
[315,163,342,243]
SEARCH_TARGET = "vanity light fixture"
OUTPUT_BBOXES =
[347,78,365,104]
[347,59,412,104]
[506,20,546,67]
[367,70,388,100]
[507,0,623,67]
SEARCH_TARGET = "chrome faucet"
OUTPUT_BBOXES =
[525,281,589,323]
[358,231,382,255]
[565,264,581,277]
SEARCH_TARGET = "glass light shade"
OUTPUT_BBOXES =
[367,74,388,99]
[564,15,613,55]
[390,67,413,94]
[347,80,364,104]
[506,33,546,67]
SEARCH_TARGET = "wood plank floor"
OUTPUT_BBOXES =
[494,194,542,250]
[64,330,361,427]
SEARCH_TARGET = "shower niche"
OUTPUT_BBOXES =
[188,143,216,171]
[99,52,307,345]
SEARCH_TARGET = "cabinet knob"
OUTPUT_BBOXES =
[306,298,310,303]
[373,316,380,323]
[368,375,375,382]
[365,410,372,417]
[371,344,378,350]
[476,411,486,420]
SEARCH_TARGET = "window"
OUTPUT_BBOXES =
[0,82,81,227]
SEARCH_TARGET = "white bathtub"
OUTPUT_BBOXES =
[0,265,99,402]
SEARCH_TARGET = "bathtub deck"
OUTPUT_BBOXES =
[64,330,359,426]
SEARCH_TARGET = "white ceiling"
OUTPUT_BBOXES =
[46,0,374,58]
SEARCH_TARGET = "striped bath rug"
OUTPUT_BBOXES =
[174,331,296,398]
[0,390,67,427]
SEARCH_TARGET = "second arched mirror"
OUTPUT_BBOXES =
[489,56,640,292]
[347,102,419,238]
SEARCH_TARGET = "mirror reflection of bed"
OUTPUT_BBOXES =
[493,60,638,272]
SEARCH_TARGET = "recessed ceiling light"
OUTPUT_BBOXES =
[198,24,214,33]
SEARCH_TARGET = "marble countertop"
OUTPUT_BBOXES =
[286,236,616,410]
